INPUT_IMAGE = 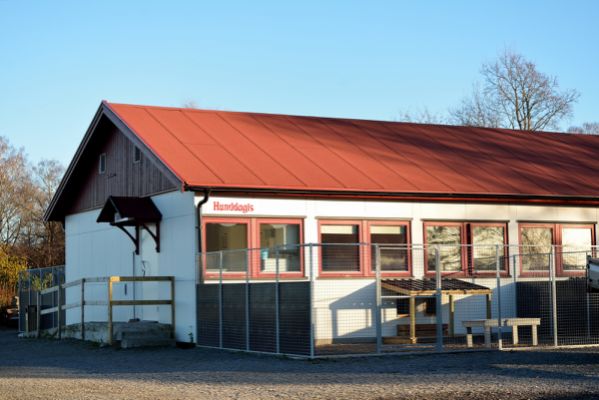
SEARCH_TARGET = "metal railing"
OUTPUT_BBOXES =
[197,243,599,357]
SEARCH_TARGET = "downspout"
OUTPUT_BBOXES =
[196,188,211,284]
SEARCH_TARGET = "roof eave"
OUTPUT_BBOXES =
[186,185,599,206]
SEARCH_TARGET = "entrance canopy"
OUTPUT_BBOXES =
[97,196,162,254]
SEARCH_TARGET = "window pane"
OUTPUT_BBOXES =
[259,223,301,272]
[206,223,248,272]
[321,225,360,272]
[472,226,505,271]
[521,227,552,272]
[371,225,408,272]
[426,225,462,272]
[561,227,592,271]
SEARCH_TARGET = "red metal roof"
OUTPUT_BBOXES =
[106,102,599,199]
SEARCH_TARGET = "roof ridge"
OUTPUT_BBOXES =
[104,101,599,138]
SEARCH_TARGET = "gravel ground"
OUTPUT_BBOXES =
[1,328,599,400]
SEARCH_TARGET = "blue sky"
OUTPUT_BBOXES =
[1,1,598,165]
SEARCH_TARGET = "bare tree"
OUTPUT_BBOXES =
[450,83,502,128]
[0,137,64,267]
[0,137,35,247]
[450,51,580,131]
[567,122,599,135]
[182,100,200,109]
[396,108,448,124]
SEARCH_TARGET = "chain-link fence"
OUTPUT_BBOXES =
[196,244,599,357]
[17,266,65,334]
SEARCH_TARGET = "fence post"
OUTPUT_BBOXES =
[57,282,62,340]
[108,278,113,346]
[245,249,250,351]
[309,243,315,359]
[81,278,85,341]
[36,290,41,339]
[27,272,32,334]
[495,245,503,350]
[550,245,559,347]
[170,277,176,340]
[218,251,223,349]
[435,246,443,352]
[275,246,280,354]
[374,244,382,354]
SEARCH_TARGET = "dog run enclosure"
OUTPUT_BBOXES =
[196,243,599,357]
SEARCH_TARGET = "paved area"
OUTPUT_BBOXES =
[1,328,599,399]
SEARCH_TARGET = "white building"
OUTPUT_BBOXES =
[45,101,599,347]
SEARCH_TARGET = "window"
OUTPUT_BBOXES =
[205,221,249,273]
[369,223,410,274]
[561,226,593,271]
[98,153,106,174]
[319,220,411,276]
[203,217,303,278]
[424,222,508,275]
[133,146,141,163]
[520,223,594,275]
[471,224,507,272]
[425,223,463,273]
[321,224,361,273]
[520,225,553,273]
[259,222,301,273]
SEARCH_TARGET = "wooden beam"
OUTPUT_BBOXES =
[409,296,416,344]
[110,300,172,306]
[108,279,113,346]
[81,278,85,341]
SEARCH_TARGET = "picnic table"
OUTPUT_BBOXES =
[462,318,541,348]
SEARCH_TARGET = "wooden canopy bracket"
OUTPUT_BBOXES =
[115,225,141,254]
[114,223,160,254]
[141,223,160,253]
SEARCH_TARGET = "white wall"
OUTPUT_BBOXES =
[64,191,197,342]
[201,195,599,340]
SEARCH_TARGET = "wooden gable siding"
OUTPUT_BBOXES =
[69,119,177,214]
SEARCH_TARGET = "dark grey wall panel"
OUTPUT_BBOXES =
[196,281,311,355]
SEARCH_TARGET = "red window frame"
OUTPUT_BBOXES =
[423,221,509,276]
[518,223,595,277]
[254,218,305,279]
[318,220,366,277]
[202,217,251,279]
[202,217,304,279]
[318,219,412,278]
[365,220,412,277]
[423,222,466,276]
[467,222,509,276]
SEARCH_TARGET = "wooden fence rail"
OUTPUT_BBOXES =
[36,276,175,344]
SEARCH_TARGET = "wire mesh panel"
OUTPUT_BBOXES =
[18,266,65,333]
[197,243,599,358]
[197,245,312,356]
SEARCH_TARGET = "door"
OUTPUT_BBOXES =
[138,226,160,321]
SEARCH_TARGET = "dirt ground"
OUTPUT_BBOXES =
[1,328,599,400]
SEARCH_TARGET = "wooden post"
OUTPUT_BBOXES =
[108,278,114,345]
[409,296,416,344]
[57,283,62,340]
[36,291,41,339]
[81,279,85,341]
[486,294,492,319]
[170,277,176,340]
[448,295,455,337]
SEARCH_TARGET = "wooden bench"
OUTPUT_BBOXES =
[462,318,541,348]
